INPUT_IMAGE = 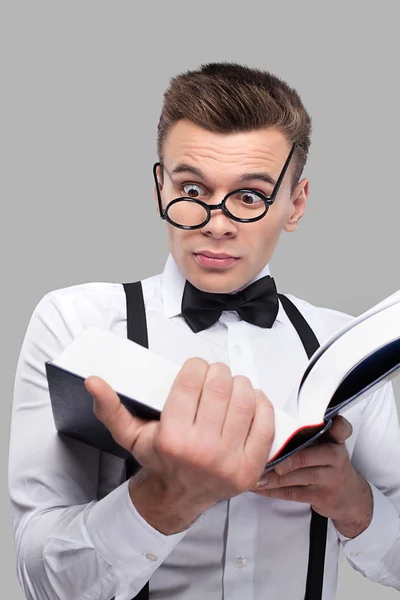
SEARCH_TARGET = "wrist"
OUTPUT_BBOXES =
[333,478,373,539]
[129,469,214,535]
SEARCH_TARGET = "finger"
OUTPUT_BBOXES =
[85,376,148,452]
[252,485,315,504]
[274,442,345,475]
[161,357,209,431]
[255,465,330,489]
[194,363,232,438]
[221,375,257,451]
[326,416,353,444]
[244,389,275,467]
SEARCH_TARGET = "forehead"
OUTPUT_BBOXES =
[163,119,291,180]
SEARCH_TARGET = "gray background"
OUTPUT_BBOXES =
[2,1,399,598]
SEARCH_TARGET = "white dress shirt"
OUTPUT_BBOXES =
[8,254,400,600]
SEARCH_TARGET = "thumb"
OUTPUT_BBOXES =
[85,376,148,453]
[85,375,118,417]
[326,416,353,444]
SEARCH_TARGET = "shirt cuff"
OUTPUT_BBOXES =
[337,482,400,574]
[86,479,188,579]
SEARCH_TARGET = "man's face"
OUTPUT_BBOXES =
[155,120,309,293]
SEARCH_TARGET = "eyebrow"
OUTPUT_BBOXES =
[239,172,276,186]
[171,163,205,178]
[170,163,277,187]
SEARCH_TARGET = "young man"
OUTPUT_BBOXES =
[9,63,400,600]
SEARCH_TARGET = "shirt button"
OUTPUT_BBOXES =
[377,576,385,582]
[236,557,245,568]
[349,552,360,557]
[235,346,242,355]
[145,553,158,562]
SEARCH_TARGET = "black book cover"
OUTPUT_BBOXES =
[46,362,160,459]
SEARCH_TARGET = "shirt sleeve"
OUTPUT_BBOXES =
[336,382,400,591]
[8,292,188,600]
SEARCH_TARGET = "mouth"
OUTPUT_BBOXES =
[193,251,239,270]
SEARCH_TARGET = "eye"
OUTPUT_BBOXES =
[236,191,264,206]
[182,183,206,199]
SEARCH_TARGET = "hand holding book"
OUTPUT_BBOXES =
[85,359,275,534]
[46,288,400,468]
[253,415,374,539]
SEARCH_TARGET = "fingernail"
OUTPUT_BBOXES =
[256,477,268,488]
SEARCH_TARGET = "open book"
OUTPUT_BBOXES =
[46,289,400,468]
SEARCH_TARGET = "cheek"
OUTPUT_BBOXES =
[244,210,285,246]
[167,226,191,256]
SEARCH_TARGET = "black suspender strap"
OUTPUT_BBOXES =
[123,281,149,349]
[122,282,150,600]
[279,294,328,600]
[278,295,320,358]
[122,283,327,600]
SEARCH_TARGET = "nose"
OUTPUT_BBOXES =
[200,205,237,239]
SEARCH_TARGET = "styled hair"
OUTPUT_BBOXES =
[157,62,312,187]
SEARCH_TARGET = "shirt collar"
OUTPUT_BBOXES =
[161,253,284,324]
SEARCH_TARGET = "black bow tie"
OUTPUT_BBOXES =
[181,275,279,333]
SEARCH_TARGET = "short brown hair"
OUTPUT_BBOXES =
[157,62,312,187]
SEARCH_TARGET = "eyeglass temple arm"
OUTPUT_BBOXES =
[153,162,166,218]
[269,142,297,202]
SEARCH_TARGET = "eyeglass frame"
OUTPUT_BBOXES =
[153,142,298,230]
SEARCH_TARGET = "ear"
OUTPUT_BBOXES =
[284,178,309,233]
[153,163,163,217]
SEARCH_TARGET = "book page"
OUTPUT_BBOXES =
[53,326,181,412]
[268,407,305,462]
[297,301,400,425]
[298,288,400,392]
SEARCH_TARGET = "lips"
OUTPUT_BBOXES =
[194,252,239,269]
[195,251,238,259]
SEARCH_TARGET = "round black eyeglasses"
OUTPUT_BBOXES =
[153,142,297,230]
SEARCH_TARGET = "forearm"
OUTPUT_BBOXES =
[16,503,122,600]
[16,481,187,600]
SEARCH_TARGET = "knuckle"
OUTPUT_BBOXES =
[257,423,275,445]
[298,451,308,468]
[254,389,274,411]
[94,404,115,426]
[277,474,287,486]
[231,377,255,413]
[232,392,255,415]
[178,372,202,394]
[155,434,181,459]
[205,375,231,398]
